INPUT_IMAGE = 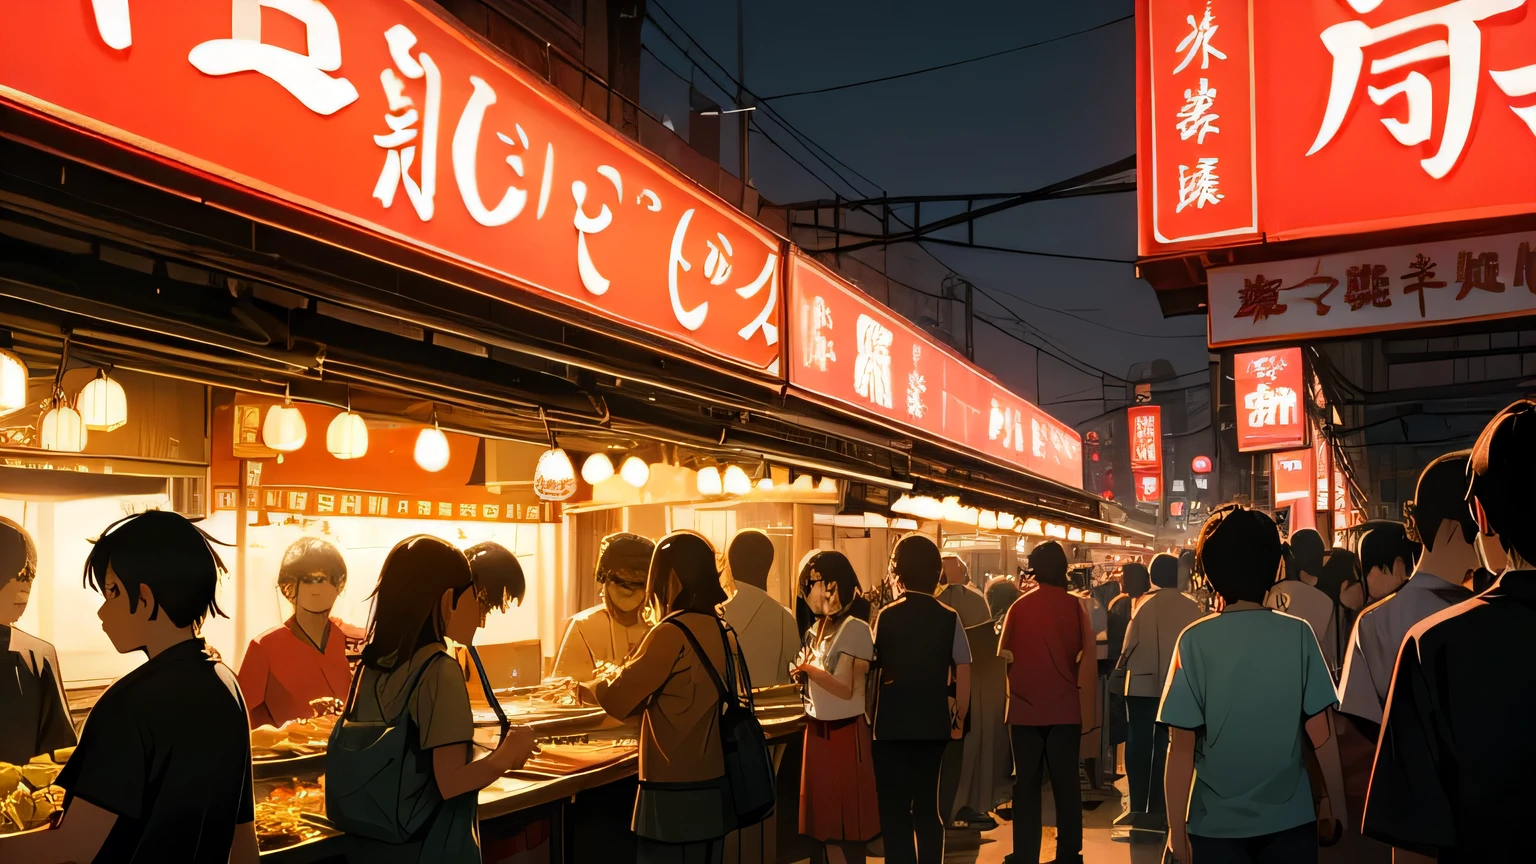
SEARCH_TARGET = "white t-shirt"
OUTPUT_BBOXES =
[805,616,874,721]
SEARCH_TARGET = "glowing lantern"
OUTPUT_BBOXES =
[0,348,25,417]
[620,456,650,488]
[326,411,369,460]
[581,453,615,485]
[696,466,723,497]
[415,424,450,472]
[39,399,86,452]
[262,403,307,452]
[534,448,577,501]
[77,370,128,431]
[722,465,751,496]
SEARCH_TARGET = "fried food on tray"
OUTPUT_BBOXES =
[253,800,323,851]
[251,714,339,760]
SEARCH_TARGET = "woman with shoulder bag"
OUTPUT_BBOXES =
[326,536,537,864]
[588,531,739,864]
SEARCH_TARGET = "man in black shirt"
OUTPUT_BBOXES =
[0,510,257,864]
[1365,398,1536,862]
[0,516,76,765]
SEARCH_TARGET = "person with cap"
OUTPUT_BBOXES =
[937,554,1007,828]
[870,534,972,864]
[997,540,1097,864]
[553,532,656,684]
[0,516,75,765]
[1365,400,1536,863]
[1113,554,1201,834]
[721,529,799,687]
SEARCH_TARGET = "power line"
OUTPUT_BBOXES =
[919,236,1135,266]
[758,14,1135,101]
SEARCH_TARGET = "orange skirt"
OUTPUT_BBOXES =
[799,715,881,843]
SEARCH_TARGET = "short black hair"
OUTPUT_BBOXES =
[797,550,861,620]
[1149,553,1179,589]
[1359,524,1418,579]
[467,542,525,612]
[0,516,36,589]
[596,532,655,585]
[84,510,229,630]
[1317,548,1359,605]
[648,531,728,614]
[1287,528,1326,579]
[892,534,942,594]
[1196,506,1283,604]
[1120,562,1151,597]
[1470,399,1536,565]
[277,537,348,601]
[1406,451,1477,552]
[1028,541,1070,589]
[727,530,775,590]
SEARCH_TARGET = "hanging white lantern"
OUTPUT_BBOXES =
[39,400,87,452]
[263,403,307,452]
[534,448,577,501]
[77,370,128,432]
[415,424,450,472]
[696,466,723,497]
[0,348,29,418]
[581,453,615,485]
[722,465,752,496]
[326,411,369,460]
[619,456,650,488]
[755,477,774,491]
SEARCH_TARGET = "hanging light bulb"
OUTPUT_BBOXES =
[415,423,450,472]
[755,477,774,491]
[581,452,615,485]
[620,455,650,488]
[326,410,369,460]
[262,397,307,453]
[722,465,752,496]
[534,448,577,501]
[0,347,25,418]
[39,396,87,452]
[77,370,128,432]
[696,465,723,496]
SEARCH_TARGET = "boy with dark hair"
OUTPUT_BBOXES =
[0,516,76,764]
[466,540,526,615]
[1355,523,1419,606]
[722,528,799,687]
[0,510,257,864]
[238,536,361,728]
[871,534,971,864]
[1161,506,1346,864]
[1366,401,1536,862]
[1266,527,1344,674]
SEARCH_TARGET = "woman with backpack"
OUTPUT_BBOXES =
[790,550,880,864]
[588,531,741,864]
[326,536,537,863]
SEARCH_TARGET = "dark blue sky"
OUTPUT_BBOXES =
[639,0,1209,423]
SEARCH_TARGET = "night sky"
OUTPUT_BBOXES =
[639,0,1209,424]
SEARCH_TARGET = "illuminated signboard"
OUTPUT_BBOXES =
[1128,405,1162,503]
[788,255,1083,488]
[0,1,784,375]
[1272,448,1313,506]
[1234,347,1307,453]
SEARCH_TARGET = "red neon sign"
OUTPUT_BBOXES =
[0,1,783,375]
[1128,406,1163,473]
[787,256,1083,488]
[1272,448,1313,506]
[1234,347,1307,453]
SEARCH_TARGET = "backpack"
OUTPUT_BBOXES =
[666,614,777,828]
[324,652,450,843]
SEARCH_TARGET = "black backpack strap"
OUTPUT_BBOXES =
[665,615,733,707]
[467,645,510,739]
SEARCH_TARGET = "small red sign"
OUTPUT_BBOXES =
[1134,470,1162,503]
[0,1,783,375]
[1234,348,1307,453]
[1128,406,1163,473]
[1191,455,1212,474]
[1272,448,1313,506]
[787,256,1083,488]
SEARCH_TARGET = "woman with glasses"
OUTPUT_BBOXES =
[790,550,880,864]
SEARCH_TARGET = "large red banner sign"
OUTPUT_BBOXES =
[1138,0,1536,254]
[0,1,783,375]
[788,256,1083,488]
[1129,405,1163,504]
[1234,347,1307,452]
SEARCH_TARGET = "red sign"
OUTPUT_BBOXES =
[1128,406,1163,472]
[1139,0,1258,248]
[1272,448,1313,506]
[1315,431,1331,513]
[1134,471,1162,503]
[0,2,783,375]
[1234,348,1307,453]
[1139,0,1536,254]
[787,256,1083,488]
[1191,455,1212,474]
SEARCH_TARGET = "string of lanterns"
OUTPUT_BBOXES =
[890,493,1123,546]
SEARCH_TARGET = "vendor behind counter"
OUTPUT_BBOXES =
[0,516,76,765]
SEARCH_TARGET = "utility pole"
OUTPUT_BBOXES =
[737,0,751,199]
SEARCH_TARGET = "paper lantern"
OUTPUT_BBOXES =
[0,348,25,417]
[581,453,615,485]
[263,403,307,452]
[414,425,450,473]
[722,466,752,496]
[979,511,998,531]
[326,411,369,460]
[755,477,774,491]
[620,456,650,488]
[534,448,577,501]
[695,466,723,497]
[39,402,87,452]
[78,371,128,431]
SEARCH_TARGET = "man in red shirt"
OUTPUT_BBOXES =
[238,537,361,728]
[998,540,1097,864]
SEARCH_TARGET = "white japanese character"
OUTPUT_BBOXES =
[1309,0,1523,180]
[853,314,893,409]
[666,212,779,343]
[906,345,927,419]
[91,0,132,49]
[451,77,536,227]
[572,165,622,295]
[1174,2,1227,74]
[1176,158,1222,212]
[734,253,780,349]
[1491,60,1536,136]
[1176,78,1220,144]
[1244,383,1297,428]
[803,296,836,371]
[188,0,359,116]
[1032,419,1047,458]
[371,25,440,222]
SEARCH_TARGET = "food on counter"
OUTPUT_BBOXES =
[0,756,66,834]
[251,714,338,760]
[522,740,636,775]
[254,779,327,852]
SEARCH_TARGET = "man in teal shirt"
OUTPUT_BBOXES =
[1159,505,1348,864]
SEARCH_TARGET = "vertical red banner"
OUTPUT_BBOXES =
[1271,448,1313,506]
[1129,405,1163,503]
[1141,0,1258,252]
